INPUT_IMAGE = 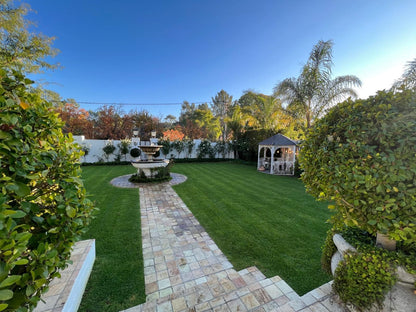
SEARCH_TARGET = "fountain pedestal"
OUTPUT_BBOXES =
[131,143,169,178]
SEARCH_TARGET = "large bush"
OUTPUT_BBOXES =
[300,89,416,244]
[0,69,94,311]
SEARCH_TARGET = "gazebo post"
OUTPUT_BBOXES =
[257,145,261,170]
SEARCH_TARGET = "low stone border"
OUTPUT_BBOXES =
[34,239,96,312]
[110,172,187,188]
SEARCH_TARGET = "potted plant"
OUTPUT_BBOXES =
[102,140,116,161]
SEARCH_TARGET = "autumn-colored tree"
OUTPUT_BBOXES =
[55,100,92,136]
[130,110,162,139]
[163,128,185,141]
[93,105,133,139]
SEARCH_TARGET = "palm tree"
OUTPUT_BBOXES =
[274,40,362,128]
[393,57,416,90]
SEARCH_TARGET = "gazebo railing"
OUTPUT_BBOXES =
[272,161,294,175]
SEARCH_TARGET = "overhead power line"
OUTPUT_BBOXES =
[76,101,209,106]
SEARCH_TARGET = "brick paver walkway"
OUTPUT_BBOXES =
[112,174,344,312]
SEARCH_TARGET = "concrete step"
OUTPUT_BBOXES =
[121,266,312,312]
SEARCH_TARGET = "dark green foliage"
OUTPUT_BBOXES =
[102,142,116,156]
[185,139,195,157]
[293,159,303,177]
[214,141,229,158]
[235,129,275,161]
[321,229,338,275]
[301,89,416,243]
[334,250,397,311]
[0,69,94,311]
[158,139,171,157]
[129,148,141,158]
[118,139,131,160]
[197,140,215,159]
[171,140,184,157]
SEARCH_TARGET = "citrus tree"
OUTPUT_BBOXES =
[300,89,416,249]
[0,69,94,311]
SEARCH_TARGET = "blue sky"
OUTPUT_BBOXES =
[25,0,416,119]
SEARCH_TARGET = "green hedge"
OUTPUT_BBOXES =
[0,69,94,311]
[301,89,416,244]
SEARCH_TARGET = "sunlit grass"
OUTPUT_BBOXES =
[79,165,144,312]
[172,162,332,295]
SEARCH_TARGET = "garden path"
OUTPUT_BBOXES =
[112,173,343,312]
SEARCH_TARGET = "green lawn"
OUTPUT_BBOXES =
[79,165,144,312]
[78,162,332,311]
[171,162,332,295]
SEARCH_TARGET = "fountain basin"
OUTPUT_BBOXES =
[131,160,169,178]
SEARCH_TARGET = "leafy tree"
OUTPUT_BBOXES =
[0,68,94,311]
[300,89,416,249]
[162,128,185,141]
[179,101,218,140]
[130,110,161,140]
[246,95,285,131]
[55,100,92,136]
[274,40,361,128]
[163,114,177,129]
[237,90,262,109]
[227,105,248,141]
[0,0,58,73]
[194,106,220,141]
[93,105,133,139]
[211,90,233,141]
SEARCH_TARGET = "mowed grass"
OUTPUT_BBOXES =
[79,165,145,312]
[171,162,332,295]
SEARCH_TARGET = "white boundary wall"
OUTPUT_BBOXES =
[72,136,234,163]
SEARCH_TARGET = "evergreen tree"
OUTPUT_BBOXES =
[211,90,233,141]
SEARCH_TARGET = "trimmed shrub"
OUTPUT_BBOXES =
[301,89,416,244]
[0,69,94,311]
[130,147,141,158]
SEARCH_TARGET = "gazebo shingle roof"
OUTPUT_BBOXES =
[259,134,297,146]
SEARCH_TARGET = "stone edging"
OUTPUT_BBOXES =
[110,172,187,188]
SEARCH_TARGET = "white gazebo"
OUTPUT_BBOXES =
[257,134,299,175]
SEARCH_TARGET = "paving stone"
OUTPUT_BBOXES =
[240,293,260,309]
[226,298,246,311]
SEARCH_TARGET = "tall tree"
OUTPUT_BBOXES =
[393,57,416,90]
[194,105,221,141]
[0,0,59,73]
[274,40,361,128]
[226,105,249,140]
[211,90,233,141]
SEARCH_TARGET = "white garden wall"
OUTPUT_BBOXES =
[72,136,234,163]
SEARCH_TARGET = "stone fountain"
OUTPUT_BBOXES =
[131,140,169,178]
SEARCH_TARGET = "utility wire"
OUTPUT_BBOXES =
[75,101,209,106]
